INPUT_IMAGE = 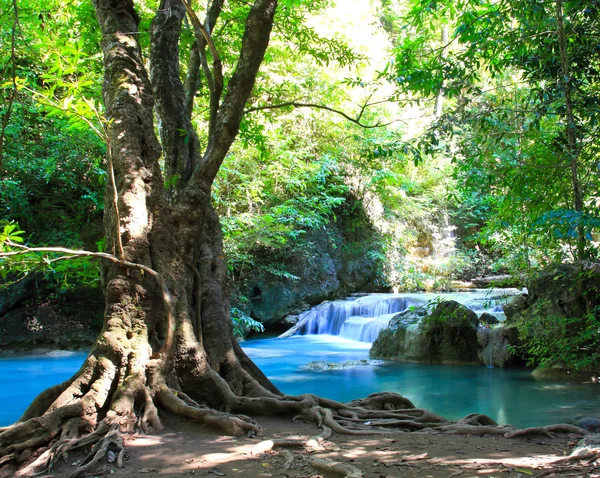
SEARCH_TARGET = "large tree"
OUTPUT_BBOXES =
[0,0,433,475]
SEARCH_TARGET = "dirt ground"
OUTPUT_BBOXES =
[43,415,598,478]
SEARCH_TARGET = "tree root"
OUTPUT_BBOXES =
[280,449,294,469]
[504,424,589,438]
[309,456,363,478]
[1,380,591,478]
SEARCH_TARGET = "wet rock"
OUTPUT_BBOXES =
[281,314,299,326]
[370,301,481,364]
[305,359,384,371]
[479,312,499,325]
[477,325,520,367]
[574,417,600,433]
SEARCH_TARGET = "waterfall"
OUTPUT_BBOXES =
[290,289,521,344]
[300,294,426,342]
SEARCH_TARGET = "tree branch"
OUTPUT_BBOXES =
[0,0,20,175]
[244,101,405,129]
[181,0,223,133]
[1,242,175,360]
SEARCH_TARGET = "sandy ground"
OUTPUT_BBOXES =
[42,415,598,478]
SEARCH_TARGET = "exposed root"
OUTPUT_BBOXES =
[535,465,599,477]
[504,424,589,438]
[67,422,123,478]
[550,451,600,464]
[280,449,294,469]
[309,456,363,478]
[155,383,260,436]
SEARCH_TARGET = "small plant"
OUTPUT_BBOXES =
[231,307,265,339]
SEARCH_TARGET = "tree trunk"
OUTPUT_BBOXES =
[556,0,586,260]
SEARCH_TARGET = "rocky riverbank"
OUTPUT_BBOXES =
[0,287,103,352]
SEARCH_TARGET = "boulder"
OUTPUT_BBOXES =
[305,359,384,371]
[531,366,593,382]
[574,417,600,433]
[370,301,481,364]
[477,325,520,367]
[479,312,499,325]
[240,220,384,326]
[0,287,104,351]
[503,293,529,322]
[503,262,600,378]
[505,262,600,324]
[424,300,480,363]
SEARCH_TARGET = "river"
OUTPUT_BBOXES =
[0,290,598,427]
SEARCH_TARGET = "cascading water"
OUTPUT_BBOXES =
[295,289,521,343]
[301,295,426,341]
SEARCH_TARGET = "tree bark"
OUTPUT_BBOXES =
[556,0,585,260]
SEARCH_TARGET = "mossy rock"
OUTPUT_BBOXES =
[371,301,481,364]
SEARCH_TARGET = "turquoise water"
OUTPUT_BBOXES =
[0,337,598,427]
[0,351,88,426]
[243,335,599,427]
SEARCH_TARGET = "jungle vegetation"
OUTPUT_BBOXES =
[0,0,598,473]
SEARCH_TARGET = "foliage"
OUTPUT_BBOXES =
[514,303,600,373]
[391,0,600,273]
[0,221,101,289]
[231,308,265,339]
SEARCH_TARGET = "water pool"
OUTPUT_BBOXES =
[1,337,597,428]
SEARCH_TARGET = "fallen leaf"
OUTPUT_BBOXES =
[514,468,534,475]
[209,468,226,476]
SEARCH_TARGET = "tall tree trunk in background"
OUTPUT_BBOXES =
[556,0,586,260]
[434,24,449,118]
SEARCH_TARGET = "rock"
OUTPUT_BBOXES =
[235,214,384,326]
[0,274,54,317]
[305,359,384,371]
[370,301,481,364]
[503,294,529,322]
[505,262,600,376]
[371,300,525,367]
[477,327,491,348]
[531,366,593,382]
[574,417,600,433]
[479,312,499,325]
[0,286,104,351]
[570,434,600,456]
[281,314,299,326]
[477,325,520,367]
[369,307,427,360]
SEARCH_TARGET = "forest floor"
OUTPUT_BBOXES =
[42,415,597,478]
